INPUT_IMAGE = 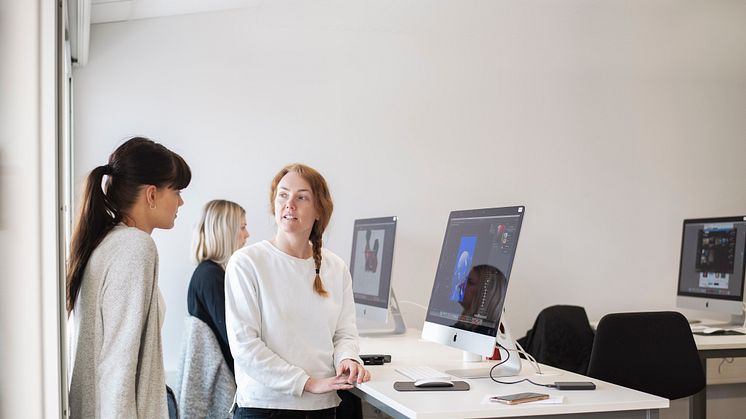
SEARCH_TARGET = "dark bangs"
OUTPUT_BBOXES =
[166,151,192,190]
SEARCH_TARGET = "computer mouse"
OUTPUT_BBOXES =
[413,378,454,388]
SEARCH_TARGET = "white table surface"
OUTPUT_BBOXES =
[354,330,668,419]
[692,326,746,351]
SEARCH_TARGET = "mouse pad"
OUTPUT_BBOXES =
[393,381,470,391]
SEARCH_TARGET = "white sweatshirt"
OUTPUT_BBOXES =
[225,240,362,410]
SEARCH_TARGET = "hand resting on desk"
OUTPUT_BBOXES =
[304,359,371,393]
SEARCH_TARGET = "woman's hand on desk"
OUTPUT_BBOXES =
[303,359,371,394]
[337,359,371,385]
[303,376,354,394]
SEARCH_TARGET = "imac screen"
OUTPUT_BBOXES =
[425,206,524,337]
[678,217,746,301]
[351,217,397,309]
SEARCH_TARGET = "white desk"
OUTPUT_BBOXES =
[691,328,746,419]
[353,330,668,419]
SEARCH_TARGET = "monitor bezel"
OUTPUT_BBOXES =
[423,205,525,349]
[350,216,397,322]
[676,215,746,303]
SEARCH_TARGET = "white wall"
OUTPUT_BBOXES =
[1,1,63,418]
[73,0,746,392]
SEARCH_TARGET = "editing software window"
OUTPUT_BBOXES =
[427,211,522,335]
[679,220,746,299]
[696,226,737,290]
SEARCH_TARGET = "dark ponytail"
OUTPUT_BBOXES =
[66,137,191,314]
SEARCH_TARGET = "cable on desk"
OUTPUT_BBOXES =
[489,342,556,388]
[514,339,542,375]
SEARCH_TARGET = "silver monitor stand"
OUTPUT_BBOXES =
[358,289,406,336]
[445,319,522,379]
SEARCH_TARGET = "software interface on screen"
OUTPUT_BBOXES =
[678,218,746,300]
[426,207,524,337]
[350,217,396,309]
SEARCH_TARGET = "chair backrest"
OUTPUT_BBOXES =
[520,305,595,374]
[587,311,705,400]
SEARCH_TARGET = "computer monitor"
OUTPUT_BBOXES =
[677,216,746,325]
[350,216,398,324]
[422,206,525,357]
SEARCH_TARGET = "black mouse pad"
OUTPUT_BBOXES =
[393,381,470,391]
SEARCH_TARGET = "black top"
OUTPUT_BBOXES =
[187,260,234,373]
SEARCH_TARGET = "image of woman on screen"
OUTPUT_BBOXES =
[67,137,191,419]
[455,264,508,331]
[188,199,250,373]
[225,163,369,419]
[450,236,476,302]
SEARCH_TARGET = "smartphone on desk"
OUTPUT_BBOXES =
[490,392,549,405]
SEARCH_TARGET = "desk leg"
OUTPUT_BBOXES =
[690,356,707,419]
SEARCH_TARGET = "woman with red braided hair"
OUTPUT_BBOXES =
[225,163,369,419]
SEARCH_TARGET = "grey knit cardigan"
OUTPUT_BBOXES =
[68,225,168,419]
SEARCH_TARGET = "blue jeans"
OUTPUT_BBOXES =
[233,407,335,419]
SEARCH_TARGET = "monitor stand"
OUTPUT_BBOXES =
[729,312,745,327]
[687,311,746,330]
[445,320,522,379]
[358,289,407,337]
[703,311,746,329]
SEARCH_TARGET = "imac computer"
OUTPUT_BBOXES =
[422,206,525,366]
[677,216,746,326]
[350,216,405,334]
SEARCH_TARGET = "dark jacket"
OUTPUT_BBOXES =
[187,260,234,373]
[518,305,595,374]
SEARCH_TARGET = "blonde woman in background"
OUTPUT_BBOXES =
[188,199,250,372]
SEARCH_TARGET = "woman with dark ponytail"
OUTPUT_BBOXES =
[67,137,191,419]
[225,164,369,419]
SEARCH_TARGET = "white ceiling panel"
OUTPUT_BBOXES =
[91,0,256,24]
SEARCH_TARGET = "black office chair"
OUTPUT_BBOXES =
[517,305,595,374]
[587,311,705,401]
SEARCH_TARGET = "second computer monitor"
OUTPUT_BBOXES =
[422,206,525,356]
[677,216,746,322]
[350,216,397,323]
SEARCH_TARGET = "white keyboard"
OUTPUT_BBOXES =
[395,366,451,381]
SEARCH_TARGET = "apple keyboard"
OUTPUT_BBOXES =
[692,325,726,333]
[395,366,451,381]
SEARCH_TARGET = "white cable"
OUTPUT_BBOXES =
[397,300,428,312]
[513,339,542,375]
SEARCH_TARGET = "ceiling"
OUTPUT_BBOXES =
[69,0,255,66]
[90,0,255,24]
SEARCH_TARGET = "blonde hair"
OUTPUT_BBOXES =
[270,163,333,297]
[192,200,246,268]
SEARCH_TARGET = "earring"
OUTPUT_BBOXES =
[150,202,157,210]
